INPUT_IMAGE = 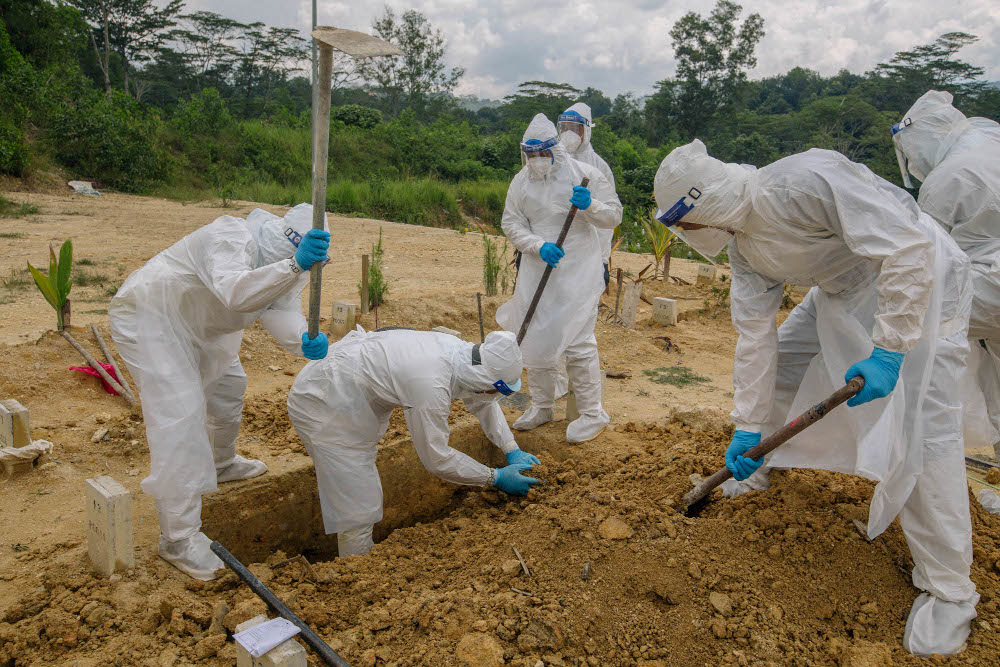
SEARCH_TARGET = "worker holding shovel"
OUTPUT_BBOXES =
[497,113,621,443]
[654,140,976,656]
[109,204,330,580]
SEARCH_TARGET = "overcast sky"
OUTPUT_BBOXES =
[187,0,1000,99]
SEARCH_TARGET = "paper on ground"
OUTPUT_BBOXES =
[233,617,301,657]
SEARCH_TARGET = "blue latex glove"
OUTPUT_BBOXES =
[844,347,905,407]
[539,242,565,268]
[301,331,329,360]
[725,430,763,481]
[569,185,592,210]
[493,463,540,495]
[505,449,540,468]
[294,229,331,271]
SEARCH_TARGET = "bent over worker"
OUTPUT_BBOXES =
[110,204,330,580]
[653,140,976,656]
[497,113,622,443]
[893,90,1000,456]
[287,328,540,557]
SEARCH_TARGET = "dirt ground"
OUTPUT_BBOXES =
[2,190,1000,666]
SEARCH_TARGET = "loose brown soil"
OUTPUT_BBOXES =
[2,190,999,666]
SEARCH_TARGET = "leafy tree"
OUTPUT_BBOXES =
[165,11,242,93]
[232,23,308,115]
[500,80,582,125]
[605,92,644,137]
[359,6,464,118]
[652,0,765,139]
[579,86,612,118]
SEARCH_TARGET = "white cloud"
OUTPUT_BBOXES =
[185,0,1000,99]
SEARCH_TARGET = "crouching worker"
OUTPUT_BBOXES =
[287,328,541,557]
[110,204,331,580]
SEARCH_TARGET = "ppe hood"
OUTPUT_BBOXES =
[520,114,567,179]
[454,330,523,394]
[247,203,329,267]
[892,90,968,188]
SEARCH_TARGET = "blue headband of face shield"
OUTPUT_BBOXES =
[557,111,589,127]
[284,226,303,247]
[521,136,559,154]
[656,187,702,227]
[890,117,912,136]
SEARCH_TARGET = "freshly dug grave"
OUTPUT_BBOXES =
[3,417,1000,666]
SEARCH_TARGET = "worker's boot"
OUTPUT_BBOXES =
[210,422,268,483]
[514,368,556,431]
[565,353,609,443]
[338,524,375,557]
[155,495,224,581]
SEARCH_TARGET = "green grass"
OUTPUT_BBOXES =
[1,268,30,290]
[643,366,711,388]
[84,308,108,314]
[457,180,507,227]
[73,268,110,286]
[104,281,123,297]
[76,258,96,266]
[0,195,39,218]
[0,232,24,239]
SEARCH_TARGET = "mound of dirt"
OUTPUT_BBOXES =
[4,417,999,666]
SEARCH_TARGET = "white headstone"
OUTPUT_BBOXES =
[0,399,30,448]
[86,476,133,576]
[431,326,461,337]
[330,302,357,337]
[696,264,716,286]
[652,298,678,326]
[619,282,642,329]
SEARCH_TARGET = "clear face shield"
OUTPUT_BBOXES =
[557,112,588,152]
[891,117,915,189]
[654,187,733,262]
[520,136,559,175]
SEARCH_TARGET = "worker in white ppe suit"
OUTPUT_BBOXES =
[892,90,1000,456]
[552,102,618,399]
[287,328,541,556]
[109,204,331,580]
[654,140,976,656]
[496,113,622,443]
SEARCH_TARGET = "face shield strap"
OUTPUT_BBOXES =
[492,379,516,396]
[655,187,702,227]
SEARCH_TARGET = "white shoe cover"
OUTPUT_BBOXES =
[903,592,976,656]
[514,406,554,431]
[158,532,225,581]
[338,524,375,557]
[720,468,771,497]
[216,455,268,483]
[566,412,609,443]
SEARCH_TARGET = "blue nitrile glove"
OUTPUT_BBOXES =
[294,229,331,271]
[539,242,565,268]
[493,463,540,495]
[569,185,592,210]
[505,448,541,468]
[725,430,763,481]
[844,347,905,407]
[301,331,329,360]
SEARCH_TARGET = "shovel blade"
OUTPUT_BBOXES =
[312,26,403,58]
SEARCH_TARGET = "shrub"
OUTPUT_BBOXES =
[331,104,382,129]
[359,228,389,308]
[172,88,232,136]
[0,116,29,176]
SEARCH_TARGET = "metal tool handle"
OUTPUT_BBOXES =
[211,541,349,667]
[516,177,590,346]
[683,376,865,510]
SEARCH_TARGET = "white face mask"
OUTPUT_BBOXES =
[560,131,582,153]
[528,157,553,177]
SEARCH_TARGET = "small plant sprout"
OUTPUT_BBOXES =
[27,239,73,331]
[641,209,680,281]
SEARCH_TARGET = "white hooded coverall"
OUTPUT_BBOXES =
[893,90,1000,454]
[496,114,622,442]
[654,141,977,656]
[109,204,322,579]
[287,329,523,556]
[553,102,619,399]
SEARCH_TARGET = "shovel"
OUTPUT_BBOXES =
[683,376,865,515]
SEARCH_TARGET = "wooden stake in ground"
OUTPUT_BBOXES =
[360,253,370,315]
[90,324,135,403]
[306,27,402,338]
[613,268,623,322]
[61,332,136,408]
[476,292,485,343]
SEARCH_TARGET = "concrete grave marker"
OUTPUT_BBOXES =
[652,298,678,326]
[236,615,307,667]
[696,264,717,286]
[431,326,460,337]
[330,302,357,337]
[619,282,642,329]
[0,399,30,449]
[86,476,134,576]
